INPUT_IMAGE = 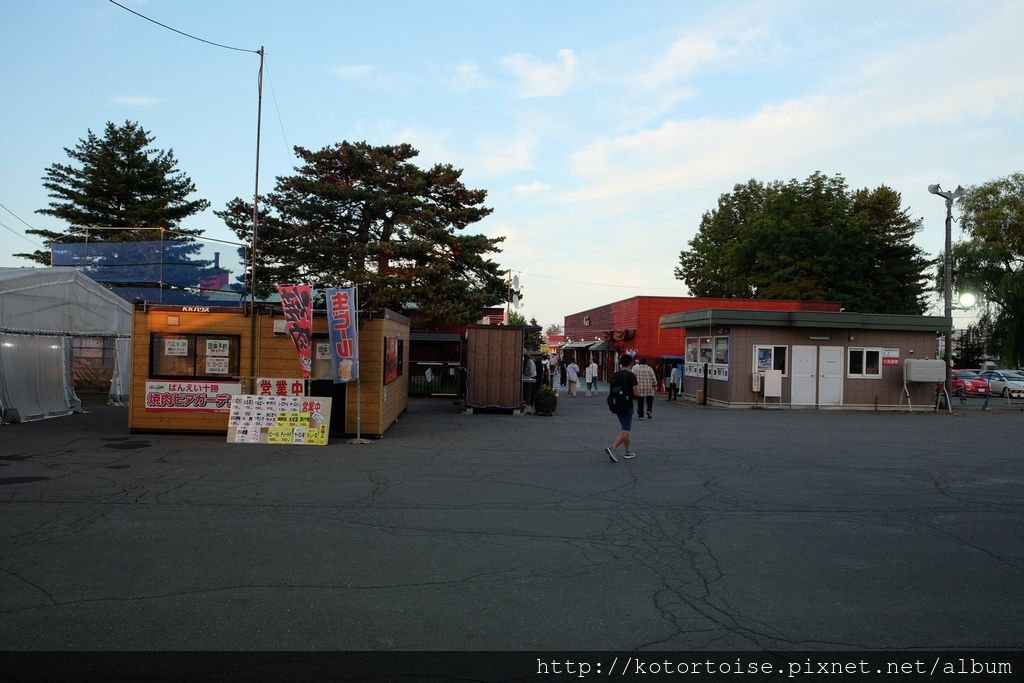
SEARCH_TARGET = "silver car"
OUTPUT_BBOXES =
[979,369,1024,398]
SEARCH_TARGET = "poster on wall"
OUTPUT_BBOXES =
[384,337,401,385]
[226,395,331,445]
[164,339,189,356]
[326,286,359,383]
[145,380,242,412]
[277,284,313,378]
[883,348,900,366]
[205,356,230,374]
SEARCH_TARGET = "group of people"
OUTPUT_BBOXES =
[524,354,601,401]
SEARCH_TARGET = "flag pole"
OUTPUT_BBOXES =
[347,283,371,445]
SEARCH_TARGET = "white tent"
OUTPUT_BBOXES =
[0,267,132,423]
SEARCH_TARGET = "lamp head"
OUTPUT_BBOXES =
[928,183,942,195]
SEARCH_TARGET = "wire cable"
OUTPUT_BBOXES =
[0,201,44,247]
[107,0,260,54]
[0,218,44,248]
[265,63,292,157]
[518,269,685,292]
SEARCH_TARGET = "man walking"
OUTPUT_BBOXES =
[631,356,657,420]
[605,354,639,462]
[585,358,599,396]
[668,363,682,401]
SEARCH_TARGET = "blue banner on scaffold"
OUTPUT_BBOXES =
[326,287,358,384]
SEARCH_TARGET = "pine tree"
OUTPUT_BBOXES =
[217,141,508,326]
[16,121,209,266]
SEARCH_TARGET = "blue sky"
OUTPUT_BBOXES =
[1,0,1022,330]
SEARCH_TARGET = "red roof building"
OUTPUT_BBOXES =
[563,296,842,381]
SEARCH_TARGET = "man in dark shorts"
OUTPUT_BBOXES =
[605,354,640,462]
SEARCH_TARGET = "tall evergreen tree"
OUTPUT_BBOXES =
[675,172,928,313]
[16,120,209,266]
[217,141,509,326]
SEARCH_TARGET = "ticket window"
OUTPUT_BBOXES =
[150,333,241,379]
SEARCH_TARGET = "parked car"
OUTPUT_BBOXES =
[978,369,1024,398]
[951,369,990,397]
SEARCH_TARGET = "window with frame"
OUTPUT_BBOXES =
[847,347,882,378]
[150,333,240,379]
[753,345,788,376]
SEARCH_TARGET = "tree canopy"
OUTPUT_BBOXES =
[951,172,1024,365]
[16,120,209,265]
[217,141,509,327]
[675,172,929,314]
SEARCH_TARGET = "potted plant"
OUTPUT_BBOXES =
[534,384,558,415]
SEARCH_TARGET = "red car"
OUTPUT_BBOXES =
[951,369,990,397]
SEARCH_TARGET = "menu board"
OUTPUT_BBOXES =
[226,395,332,446]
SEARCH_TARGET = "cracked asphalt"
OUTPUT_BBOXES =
[0,391,1021,651]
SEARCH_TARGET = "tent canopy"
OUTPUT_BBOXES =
[0,267,132,336]
[0,267,132,423]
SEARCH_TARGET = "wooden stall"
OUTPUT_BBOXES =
[464,324,525,410]
[129,304,409,437]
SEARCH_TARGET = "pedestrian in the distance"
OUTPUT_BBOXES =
[565,359,580,397]
[631,356,657,420]
[668,363,682,401]
[605,354,639,462]
[585,358,599,396]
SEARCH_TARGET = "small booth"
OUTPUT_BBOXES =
[463,324,525,411]
[659,309,950,410]
[129,303,409,438]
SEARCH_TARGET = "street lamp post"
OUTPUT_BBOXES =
[928,183,965,404]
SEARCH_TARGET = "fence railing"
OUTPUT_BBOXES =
[409,361,463,397]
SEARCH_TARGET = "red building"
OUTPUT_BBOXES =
[562,296,842,383]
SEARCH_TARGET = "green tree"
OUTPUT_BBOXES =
[675,172,928,313]
[218,141,508,326]
[16,121,209,265]
[951,172,1024,365]
[545,323,563,336]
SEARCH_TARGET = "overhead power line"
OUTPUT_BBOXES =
[0,201,44,248]
[107,0,260,54]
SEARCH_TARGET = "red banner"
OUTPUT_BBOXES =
[277,284,313,378]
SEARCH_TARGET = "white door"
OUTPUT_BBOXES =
[818,346,844,405]
[791,345,817,405]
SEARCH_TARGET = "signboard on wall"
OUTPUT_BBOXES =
[256,377,306,397]
[226,395,332,445]
[144,380,242,412]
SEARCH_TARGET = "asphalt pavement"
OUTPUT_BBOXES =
[1,388,1022,652]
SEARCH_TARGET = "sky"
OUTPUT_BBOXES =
[1,0,1022,331]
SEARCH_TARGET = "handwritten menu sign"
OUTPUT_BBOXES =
[226,395,332,446]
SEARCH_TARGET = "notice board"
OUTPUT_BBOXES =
[226,394,332,445]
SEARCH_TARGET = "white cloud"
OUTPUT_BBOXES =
[515,181,550,194]
[450,61,489,90]
[333,64,375,79]
[563,3,1024,210]
[111,95,159,108]
[502,48,578,98]
[477,133,537,175]
[638,24,772,89]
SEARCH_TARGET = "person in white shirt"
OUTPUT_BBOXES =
[565,359,580,397]
[585,358,599,396]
